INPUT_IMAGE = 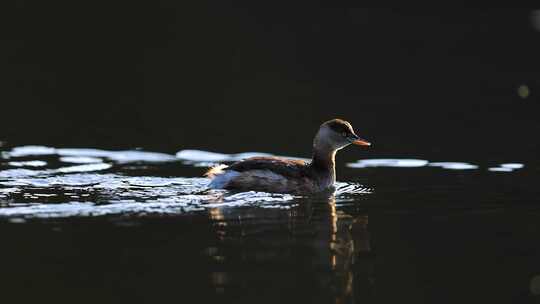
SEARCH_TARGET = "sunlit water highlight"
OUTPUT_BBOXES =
[0,146,524,220]
[347,158,523,172]
[0,146,369,219]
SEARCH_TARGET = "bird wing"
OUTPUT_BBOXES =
[224,157,310,179]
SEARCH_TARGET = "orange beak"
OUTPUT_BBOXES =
[353,139,371,146]
[349,134,371,146]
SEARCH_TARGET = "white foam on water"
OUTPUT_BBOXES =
[488,167,514,172]
[176,150,233,162]
[56,148,178,163]
[0,173,116,187]
[55,163,113,173]
[49,174,115,187]
[175,149,309,165]
[0,169,47,178]
[6,146,178,164]
[0,188,19,194]
[348,159,483,171]
[348,159,429,168]
[8,160,47,167]
[500,163,524,169]
[334,182,373,195]
[125,177,175,187]
[204,191,295,208]
[487,163,525,173]
[7,146,56,157]
[59,156,104,164]
[0,201,192,218]
[428,162,479,170]
[0,189,300,219]
[0,170,373,219]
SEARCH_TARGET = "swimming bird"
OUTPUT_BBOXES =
[205,119,371,194]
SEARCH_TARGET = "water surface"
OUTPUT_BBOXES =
[0,145,538,304]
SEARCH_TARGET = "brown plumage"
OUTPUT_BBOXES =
[226,157,310,178]
[206,119,370,194]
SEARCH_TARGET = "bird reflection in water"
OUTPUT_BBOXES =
[205,193,374,303]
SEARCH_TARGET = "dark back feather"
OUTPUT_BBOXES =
[224,157,311,179]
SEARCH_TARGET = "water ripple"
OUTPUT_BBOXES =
[9,146,529,220]
[348,159,428,168]
[488,163,525,172]
[176,149,310,166]
[59,156,103,164]
[335,182,373,195]
[428,162,478,170]
[5,146,178,164]
[56,163,112,173]
[0,167,370,219]
[347,158,523,172]
[8,160,48,167]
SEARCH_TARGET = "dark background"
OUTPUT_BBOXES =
[2,6,540,159]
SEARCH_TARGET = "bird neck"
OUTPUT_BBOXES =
[311,144,336,183]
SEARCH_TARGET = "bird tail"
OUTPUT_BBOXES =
[204,164,228,178]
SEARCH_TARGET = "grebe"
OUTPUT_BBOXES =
[205,119,371,194]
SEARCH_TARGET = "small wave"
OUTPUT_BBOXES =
[7,146,56,157]
[488,163,525,172]
[334,182,373,195]
[428,162,478,170]
[0,170,306,219]
[0,201,193,218]
[59,156,103,164]
[0,169,46,178]
[501,163,524,169]
[176,149,310,165]
[0,191,298,219]
[347,158,524,172]
[55,163,112,173]
[5,146,178,164]
[488,167,514,172]
[8,160,47,167]
[347,159,428,168]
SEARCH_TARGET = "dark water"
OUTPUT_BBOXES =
[0,145,538,304]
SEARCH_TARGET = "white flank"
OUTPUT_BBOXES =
[208,170,240,189]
